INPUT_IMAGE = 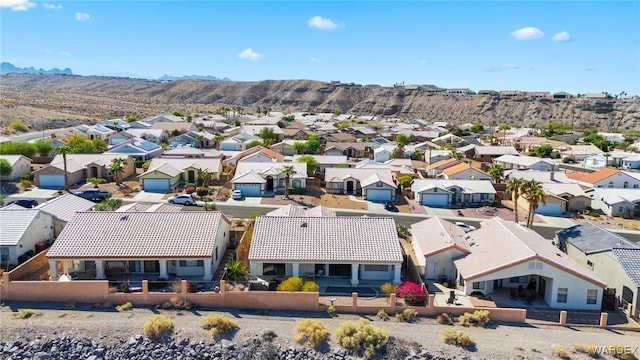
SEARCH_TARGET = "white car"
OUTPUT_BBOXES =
[168,194,196,206]
[455,222,476,232]
[232,189,243,200]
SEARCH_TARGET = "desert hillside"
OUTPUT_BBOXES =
[1,73,638,131]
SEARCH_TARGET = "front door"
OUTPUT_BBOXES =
[493,279,503,290]
[426,262,436,280]
[346,180,354,194]
[187,170,195,183]
[266,176,274,191]
[538,277,546,297]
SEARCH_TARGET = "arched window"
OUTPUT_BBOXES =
[623,181,629,188]
[608,181,614,188]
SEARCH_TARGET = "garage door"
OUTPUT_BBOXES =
[38,175,65,189]
[536,202,563,215]
[366,189,392,202]
[420,193,449,207]
[143,179,170,193]
[234,184,261,197]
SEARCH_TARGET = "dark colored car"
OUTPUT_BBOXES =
[6,198,39,208]
[384,201,399,212]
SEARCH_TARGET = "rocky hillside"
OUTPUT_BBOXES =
[1,73,638,131]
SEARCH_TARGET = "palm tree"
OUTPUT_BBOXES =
[88,177,106,188]
[224,260,249,281]
[214,134,224,150]
[522,179,547,228]
[198,169,212,187]
[280,165,295,199]
[55,145,72,192]
[195,134,205,149]
[109,157,126,185]
[505,177,524,224]
[487,164,505,183]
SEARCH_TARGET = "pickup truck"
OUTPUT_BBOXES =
[74,189,112,201]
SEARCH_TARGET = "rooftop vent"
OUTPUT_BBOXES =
[301,222,307,228]
[120,215,129,221]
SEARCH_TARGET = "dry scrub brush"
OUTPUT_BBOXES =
[12,309,35,319]
[143,315,174,339]
[335,319,390,359]
[199,314,239,337]
[440,329,474,348]
[295,319,329,349]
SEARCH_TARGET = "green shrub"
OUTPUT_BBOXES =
[301,281,319,292]
[395,308,418,322]
[380,282,399,297]
[196,187,210,197]
[441,329,474,348]
[20,179,31,189]
[116,302,133,312]
[8,121,29,132]
[21,172,34,181]
[436,313,453,325]
[456,310,491,327]
[335,319,389,359]
[551,344,571,359]
[277,276,304,291]
[295,319,329,349]
[326,305,337,317]
[376,309,389,321]
[143,315,174,339]
[13,309,35,319]
[199,314,239,337]
[203,203,217,211]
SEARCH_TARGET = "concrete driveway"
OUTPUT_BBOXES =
[130,191,166,203]
[425,207,455,217]
[6,188,60,200]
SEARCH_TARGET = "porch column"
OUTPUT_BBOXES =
[351,263,359,286]
[393,264,402,284]
[159,260,168,279]
[292,263,300,277]
[48,260,58,280]
[62,260,73,274]
[250,262,257,279]
[203,260,213,281]
[95,261,106,279]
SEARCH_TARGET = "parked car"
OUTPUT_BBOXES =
[168,194,196,206]
[232,189,243,200]
[455,221,477,232]
[5,198,39,208]
[384,201,399,212]
[74,189,112,202]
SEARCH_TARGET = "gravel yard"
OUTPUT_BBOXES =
[1,302,639,359]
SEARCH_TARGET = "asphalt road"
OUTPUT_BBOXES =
[3,127,72,142]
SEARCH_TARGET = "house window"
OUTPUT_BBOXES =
[292,180,302,188]
[587,260,594,269]
[623,181,629,188]
[0,247,9,263]
[557,288,568,303]
[618,206,624,213]
[480,193,488,200]
[263,263,285,276]
[510,276,528,283]
[472,281,485,290]
[364,264,388,272]
[377,181,382,187]
[634,184,639,189]
[587,289,598,304]
[607,181,614,188]
[179,260,204,267]
[215,246,218,262]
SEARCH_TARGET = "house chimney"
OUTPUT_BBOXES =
[550,172,555,181]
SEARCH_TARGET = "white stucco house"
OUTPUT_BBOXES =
[324,167,397,202]
[0,155,32,181]
[0,208,54,266]
[567,168,640,189]
[411,179,496,207]
[585,188,640,217]
[493,154,555,171]
[231,162,307,196]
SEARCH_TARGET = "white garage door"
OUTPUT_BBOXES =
[39,175,65,189]
[143,179,170,193]
[536,203,563,215]
[420,193,449,207]
[234,184,261,197]
[366,189,392,202]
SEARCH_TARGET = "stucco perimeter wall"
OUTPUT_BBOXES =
[6,250,49,281]
[3,281,109,303]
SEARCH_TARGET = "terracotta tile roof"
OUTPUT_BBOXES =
[565,168,619,184]
[411,217,470,257]
[442,161,486,176]
[426,158,460,170]
[47,211,227,259]
[249,216,403,263]
[232,146,284,162]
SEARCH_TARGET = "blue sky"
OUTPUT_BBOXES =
[1,1,639,95]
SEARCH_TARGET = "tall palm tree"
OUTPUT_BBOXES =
[487,164,505,183]
[505,177,524,224]
[195,134,205,149]
[522,179,547,228]
[55,145,72,192]
[109,157,126,185]
[280,165,295,199]
[214,134,224,150]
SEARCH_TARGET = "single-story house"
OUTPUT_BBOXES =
[426,158,462,177]
[138,158,222,192]
[231,162,307,196]
[555,144,603,161]
[104,138,164,161]
[0,155,32,181]
[150,121,197,135]
[292,155,348,174]
[72,124,116,140]
[585,188,640,217]
[439,162,491,181]
[33,154,136,189]
[240,125,284,141]
[108,129,167,145]
[493,154,555,171]
[567,168,640,189]
[411,179,496,207]
[349,126,377,139]
[473,146,519,162]
[224,146,284,167]
[161,147,223,159]
[220,133,261,151]
[100,118,131,132]
[271,140,307,156]
[504,170,575,184]
[453,218,605,310]
[144,114,185,124]
[584,152,640,170]
[46,211,231,280]
[323,142,371,159]
[556,222,640,317]
[249,216,403,285]
[0,208,54,266]
[432,133,467,148]
[411,217,470,282]
[322,132,357,143]
[169,131,217,149]
[324,167,397,202]
[266,204,336,217]
[513,183,591,215]
[35,194,96,236]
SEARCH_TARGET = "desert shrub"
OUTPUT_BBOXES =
[301,281,319,292]
[157,297,193,310]
[380,282,399,297]
[335,319,389,359]
[277,276,304,292]
[326,305,337,317]
[376,309,389,321]
[457,310,491,327]
[261,329,278,342]
[572,344,597,356]
[609,345,638,360]
[200,314,239,337]
[143,315,174,339]
[234,219,244,227]
[436,313,453,325]
[184,183,196,194]
[170,280,197,293]
[21,172,34,181]
[13,309,35,319]
[116,302,133,312]
[551,344,571,359]
[295,319,329,349]
[63,302,76,310]
[196,187,210,197]
[20,179,31,189]
[441,329,474,348]
[395,308,418,322]
[397,281,427,305]
[9,121,29,132]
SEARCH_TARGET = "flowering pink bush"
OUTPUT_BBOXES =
[184,185,196,194]
[398,281,427,305]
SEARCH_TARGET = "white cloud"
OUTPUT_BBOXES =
[59,50,72,57]
[552,31,570,42]
[237,48,263,60]
[310,56,320,63]
[485,63,519,72]
[510,27,544,40]
[308,16,340,30]
[75,12,90,21]
[43,2,62,9]
[0,0,36,11]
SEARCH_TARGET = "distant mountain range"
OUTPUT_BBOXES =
[157,74,231,81]
[1,62,73,76]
